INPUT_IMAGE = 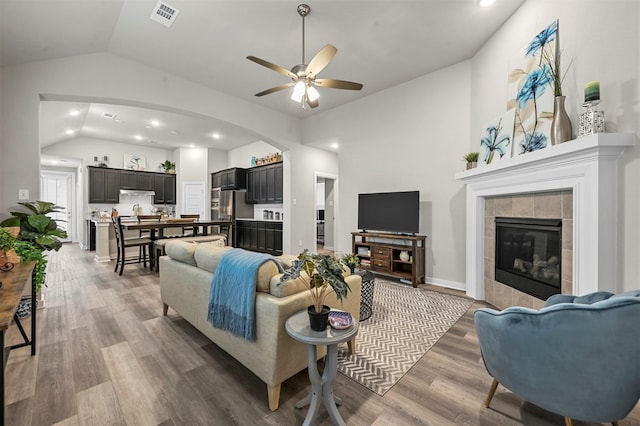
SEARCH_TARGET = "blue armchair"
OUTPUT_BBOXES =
[474,290,640,426]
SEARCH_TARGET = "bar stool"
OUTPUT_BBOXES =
[112,216,153,275]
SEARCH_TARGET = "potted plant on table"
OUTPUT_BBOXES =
[340,252,360,273]
[0,227,18,271]
[279,250,351,331]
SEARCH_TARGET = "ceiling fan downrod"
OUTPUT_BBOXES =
[297,4,310,65]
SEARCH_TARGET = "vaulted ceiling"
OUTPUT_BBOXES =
[1,0,524,152]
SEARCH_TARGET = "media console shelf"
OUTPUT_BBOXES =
[351,231,426,288]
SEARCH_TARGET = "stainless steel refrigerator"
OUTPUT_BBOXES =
[212,189,253,245]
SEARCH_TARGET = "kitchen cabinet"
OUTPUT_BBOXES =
[153,174,176,204]
[246,162,283,204]
[213,167,247,190]
[121,170,154,190]
[235,220,282,255]
[88,166,120,203]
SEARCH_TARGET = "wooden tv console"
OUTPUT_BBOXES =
[351,231,426,287]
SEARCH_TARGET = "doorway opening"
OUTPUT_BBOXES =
[315,174,337,255]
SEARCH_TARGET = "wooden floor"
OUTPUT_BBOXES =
[4,244,640,425]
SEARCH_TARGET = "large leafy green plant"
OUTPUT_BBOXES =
[1,201,67,251]
[279,250,351,313]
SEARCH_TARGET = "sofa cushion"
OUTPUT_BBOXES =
[274,254,298,269]
[270,271,309,298]
[194,245,233,273]
[165,240,197,266]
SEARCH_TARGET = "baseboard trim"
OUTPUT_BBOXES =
[425,276,466,292]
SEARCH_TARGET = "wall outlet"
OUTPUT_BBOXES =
[18,189,29,200]
[298,239,303,246]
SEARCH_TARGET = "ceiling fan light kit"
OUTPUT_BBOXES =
[247,3,363,110]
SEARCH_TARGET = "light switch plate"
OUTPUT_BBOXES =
[18,189,29,200]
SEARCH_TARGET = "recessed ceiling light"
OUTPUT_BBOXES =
[211,132,221,139]
[114,119,123,124]
[331,142,339,149]
[69,110,80,117]
[145,125,152,129]
[135,135,143,140]
[479,0,496,7]
[189,144,195,148]
[151,120,160,127]
[170,130,178,135]
[65,129,75,135]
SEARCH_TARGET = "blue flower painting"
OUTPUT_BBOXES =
[480,109,515,165]
[507,20,558,155]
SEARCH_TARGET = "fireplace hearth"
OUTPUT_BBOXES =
[495,217,562,300]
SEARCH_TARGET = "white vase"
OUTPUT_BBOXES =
[399,250,410,262]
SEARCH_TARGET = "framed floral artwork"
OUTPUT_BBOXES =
[124,153,146,170]
[480,108,515,166]
[507,20,558,155]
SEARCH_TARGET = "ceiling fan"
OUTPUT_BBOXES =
[247,3,363,109]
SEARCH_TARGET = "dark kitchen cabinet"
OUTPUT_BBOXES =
[154,174,176,204]
[246,162,283,204]
[137,173,154,190]
[213,167,247,190]
[120,171,137,189]
[235,220,282,255]
[88,166,120,203]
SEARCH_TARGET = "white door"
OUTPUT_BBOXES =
[40,171,74,242]
[182,182,205,217]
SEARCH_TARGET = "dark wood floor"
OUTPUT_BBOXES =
[5,244,640,425]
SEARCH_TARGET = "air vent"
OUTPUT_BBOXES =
[103,113,117,119]
[150,1,179,28]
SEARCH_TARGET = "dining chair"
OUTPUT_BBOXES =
[180,214,200,236]
[112,216,154,275]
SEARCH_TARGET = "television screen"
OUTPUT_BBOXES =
[357,191,419,234]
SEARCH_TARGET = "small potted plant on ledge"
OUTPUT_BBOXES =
[463,151,479,170]
[279,250,351,331]
[340,252,360,273]
[160,160,176,173]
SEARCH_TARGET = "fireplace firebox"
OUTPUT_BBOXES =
[495,217,562,300]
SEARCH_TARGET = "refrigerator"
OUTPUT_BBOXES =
[212,189,253,245]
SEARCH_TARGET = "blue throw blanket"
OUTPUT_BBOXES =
[207,248,280,341]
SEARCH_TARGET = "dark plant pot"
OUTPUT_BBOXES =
[307,305,331,331]
[349,265,355,273]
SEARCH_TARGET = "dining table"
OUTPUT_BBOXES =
[120,218,233,240]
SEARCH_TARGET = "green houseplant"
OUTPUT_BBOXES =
[279,250,351,330]
[160,160,176,173]
[0,227,18,271]
[0,201,68,251]
[463,151,479,169]
[340,252,360,273]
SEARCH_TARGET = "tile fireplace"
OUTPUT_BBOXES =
[455,133,634,307]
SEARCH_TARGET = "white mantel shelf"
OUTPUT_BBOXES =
[455,133,636,300]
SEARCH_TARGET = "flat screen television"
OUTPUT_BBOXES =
[357,190,419,234]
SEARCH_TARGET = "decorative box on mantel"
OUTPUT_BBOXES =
[454,133,635,301]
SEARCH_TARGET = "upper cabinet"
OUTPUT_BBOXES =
[212,167,247,190]
[88,166,177,204]
[246,162,283,204]
[88,167,120,204]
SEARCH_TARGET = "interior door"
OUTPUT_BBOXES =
[40,171,74,242]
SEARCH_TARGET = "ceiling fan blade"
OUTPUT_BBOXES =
[254,83,295,97]
[305,44,337,78]
[247,56,297,79]
[314,78,363,90]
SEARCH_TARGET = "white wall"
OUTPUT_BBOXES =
[304,60,472,289]
[470,0,640,292]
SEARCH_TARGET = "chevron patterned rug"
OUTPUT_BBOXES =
[337,279,474,395]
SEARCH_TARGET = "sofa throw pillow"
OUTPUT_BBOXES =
[165,240,197,266]
[274,254,298,269]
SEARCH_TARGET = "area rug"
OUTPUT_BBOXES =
[337,279,474,395]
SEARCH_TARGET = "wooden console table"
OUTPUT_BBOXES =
[352,232,426,287]
[0,261,37,424]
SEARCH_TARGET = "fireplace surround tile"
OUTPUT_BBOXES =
[494,197,512,216]
[512,195,534,217]
[562,191,573,219]
[534,192,562,218]
[563,219,573,251]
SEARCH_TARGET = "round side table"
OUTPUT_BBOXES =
[285,310,359,426]
[354,269,375,321]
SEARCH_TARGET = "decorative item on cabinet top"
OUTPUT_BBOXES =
[251,152,282,167]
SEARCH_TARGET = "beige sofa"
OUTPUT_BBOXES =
[159,240,362,411]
